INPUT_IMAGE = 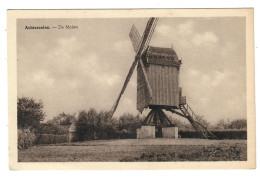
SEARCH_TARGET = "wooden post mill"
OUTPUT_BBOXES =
[108,17,218,139]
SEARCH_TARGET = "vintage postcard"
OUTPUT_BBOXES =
[8,9,255,170]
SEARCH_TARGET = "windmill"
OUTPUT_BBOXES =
[109,17,217,139]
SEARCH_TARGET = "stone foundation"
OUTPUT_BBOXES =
[162,127,178,138]
[137,126,155,139]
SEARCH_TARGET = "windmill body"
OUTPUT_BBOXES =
[137,46,181,112]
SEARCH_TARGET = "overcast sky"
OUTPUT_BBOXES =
[17,17,246,124]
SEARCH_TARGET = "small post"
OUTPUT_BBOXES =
[68,122,78,143]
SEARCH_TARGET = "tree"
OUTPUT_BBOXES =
[214,119,227,129]
[118,113,143,138]
[213,118,247,130]
[95,110,118,139]
[47,112,76,125]
[168,116,192,130]
[194,115,210,129]
[17,97,45,130]
[76,108,99,140]
[228,119,247,129]
[76,108,118,141]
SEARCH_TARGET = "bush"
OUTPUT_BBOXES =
[18,128,36,150]
[35,134,69,144]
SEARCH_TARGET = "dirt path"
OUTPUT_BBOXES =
[18,138,247,162]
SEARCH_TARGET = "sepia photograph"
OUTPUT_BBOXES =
[8,9,255,169]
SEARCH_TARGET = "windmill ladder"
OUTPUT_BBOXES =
[167,103,218,139]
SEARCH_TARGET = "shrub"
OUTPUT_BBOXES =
[18,128,36,150]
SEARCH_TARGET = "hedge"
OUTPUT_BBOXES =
[179,129,247,139]
[35,134,69,144]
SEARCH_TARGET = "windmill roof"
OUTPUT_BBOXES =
[147,46,178,56]
[144,46,181,67]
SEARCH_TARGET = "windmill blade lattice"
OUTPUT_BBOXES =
[108,17,158,118]
[129,25,141,53]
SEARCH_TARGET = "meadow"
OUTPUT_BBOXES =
[18,138,247,162]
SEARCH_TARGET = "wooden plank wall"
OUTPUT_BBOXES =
[147,64,179,107]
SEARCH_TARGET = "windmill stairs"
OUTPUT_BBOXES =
[166,101,218,140]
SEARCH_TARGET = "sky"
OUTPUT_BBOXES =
[17,17,246,124]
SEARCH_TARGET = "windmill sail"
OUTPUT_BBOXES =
[135,18,158,57]
[108,17,158,118]
[137,60,152,112]
[129,25,141,53]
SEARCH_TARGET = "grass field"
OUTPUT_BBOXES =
[18,138,247,162]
